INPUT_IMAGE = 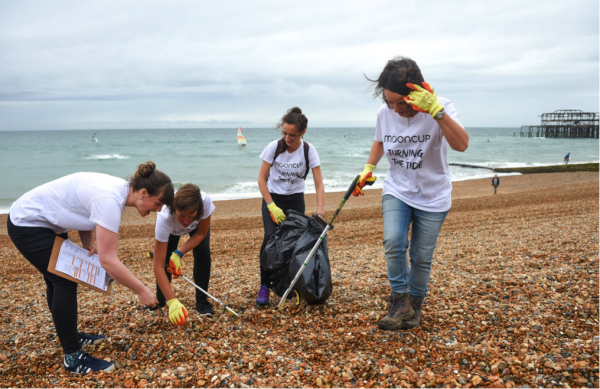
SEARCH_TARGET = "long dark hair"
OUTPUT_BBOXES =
[365,56,425,108]
[275,107,308,154]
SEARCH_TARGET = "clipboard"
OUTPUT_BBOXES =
[48,236,113,295]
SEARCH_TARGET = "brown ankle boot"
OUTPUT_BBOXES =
[378,292,414,331]
[401,296,424,329]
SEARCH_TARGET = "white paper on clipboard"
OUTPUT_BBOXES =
[55,240,114,291]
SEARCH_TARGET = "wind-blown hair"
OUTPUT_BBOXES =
[366,56,425,108]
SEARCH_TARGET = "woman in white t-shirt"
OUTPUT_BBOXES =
[150,183,215,325]
[7,162,174,374]
[255,107,325,306]
[354,56,469,331]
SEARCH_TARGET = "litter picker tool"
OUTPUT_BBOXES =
[277,174,375,309]
[147,251,239,317]
[179,274,239,317]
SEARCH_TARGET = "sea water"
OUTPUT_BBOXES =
[0,127,598,213]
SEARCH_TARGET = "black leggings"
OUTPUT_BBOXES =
[259,193,305,285]
[7,216,80,354]
[156,228,211,308]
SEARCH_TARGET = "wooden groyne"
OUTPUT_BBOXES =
[493,163,599,174]
[519,110,599,138]
[449,162,599,174]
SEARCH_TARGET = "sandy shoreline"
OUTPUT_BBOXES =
[0,171,598,388]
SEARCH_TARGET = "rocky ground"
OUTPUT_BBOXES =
[0,172,598,388]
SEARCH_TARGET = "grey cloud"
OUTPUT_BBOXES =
[0,0,597,130]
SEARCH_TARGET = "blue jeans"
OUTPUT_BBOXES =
[382,195,448,299]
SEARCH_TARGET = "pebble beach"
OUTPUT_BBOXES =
[0,171,598,388]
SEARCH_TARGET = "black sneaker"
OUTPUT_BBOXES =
[78,332,106,347]
[196,301,215,316]
[64,352,115,374]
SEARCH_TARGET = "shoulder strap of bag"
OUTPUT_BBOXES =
[302,141,310,180]
[272,138,286,165]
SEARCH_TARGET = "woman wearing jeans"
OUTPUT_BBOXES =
[355,57,469,331]
[256,107,325,306]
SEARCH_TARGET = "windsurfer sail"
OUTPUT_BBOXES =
[237,127,247,147]
[92,133,98,143]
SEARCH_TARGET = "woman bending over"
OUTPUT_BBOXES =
[8,162,174,373]
[151,183,215,325]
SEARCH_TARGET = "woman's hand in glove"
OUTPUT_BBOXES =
[167,298,188,326]
[267,202,286,224]
[167,250,183,279]
[404,82,444,118]
[353,164,377,196]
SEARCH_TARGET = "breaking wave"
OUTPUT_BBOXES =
[85,154,130,160]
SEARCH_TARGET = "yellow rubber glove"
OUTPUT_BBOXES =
[404,82,444,118]
[353,164,377,196]
[267,202,286,224]
[166,299,188,326]
[167,250,182,279]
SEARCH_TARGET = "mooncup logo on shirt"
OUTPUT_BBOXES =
[384,135,431,143]
[274,161,304,169]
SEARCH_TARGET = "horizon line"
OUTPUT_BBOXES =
[0,126,525,132]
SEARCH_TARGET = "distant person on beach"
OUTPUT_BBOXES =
[256,107,325,306]
[149,183,215,324]
[7,162,173,374]
[355,56,469,331]
[492,175,500,194]
[564,152,570,165]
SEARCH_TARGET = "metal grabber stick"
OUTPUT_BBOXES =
[277,174,375,309]
[147,252,239,317]
[179,274,240,317]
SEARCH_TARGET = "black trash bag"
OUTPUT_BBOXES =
[260,210,307,297]
[260,210,333,305]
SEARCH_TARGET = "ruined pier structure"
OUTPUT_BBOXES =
[520,110,599,138]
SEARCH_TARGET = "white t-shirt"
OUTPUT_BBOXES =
[9,173,129,234]
[375,97,463,212]
[260,140,320,195]
[154,191,215,242]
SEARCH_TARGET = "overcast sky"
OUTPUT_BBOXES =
[0,0,598,130]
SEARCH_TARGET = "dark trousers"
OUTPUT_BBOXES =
[7,216,80,354]
[259,193,305,285]
[156,228,211,308]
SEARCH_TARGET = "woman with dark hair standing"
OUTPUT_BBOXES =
[150,183,215,325]
[256,107,325,306]
[7,162,174,374]
[354,56,469,331]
